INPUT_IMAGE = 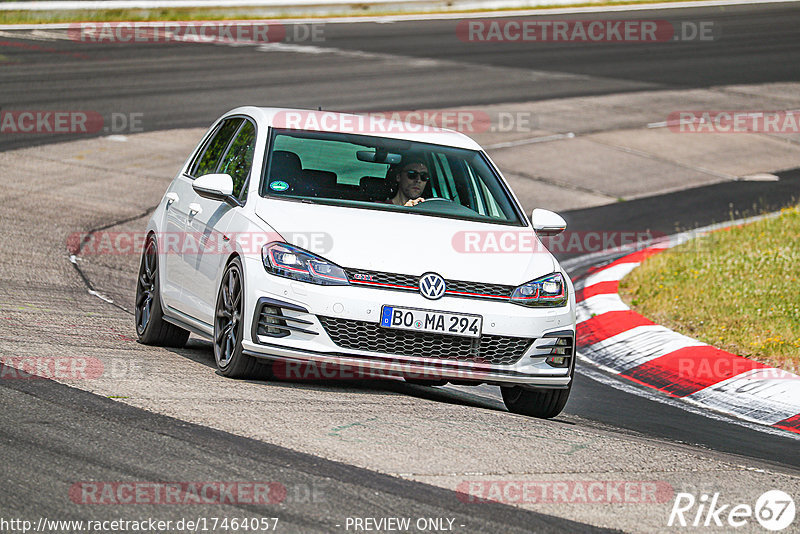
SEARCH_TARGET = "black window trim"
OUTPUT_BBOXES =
[186,118,243,179]
[184,121,225,179]
[214,116,257,202]
[184,115,250,180]
[183,114,258,204]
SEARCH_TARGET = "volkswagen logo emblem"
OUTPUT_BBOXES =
[419,272,446,300]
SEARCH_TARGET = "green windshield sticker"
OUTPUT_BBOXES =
[270,180,289,192]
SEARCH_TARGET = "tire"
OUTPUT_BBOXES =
[213,257,270,379]
[501,384,571,419]
[135,235,190,347]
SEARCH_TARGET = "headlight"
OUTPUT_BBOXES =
[262,242,350,286]
[510,272,568,307]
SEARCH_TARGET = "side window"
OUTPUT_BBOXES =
[468,172,486,213]
[218,120,256,199]
[432,153,459,201]
[191,118,243,178]
[476,171,503,217]
[485,186,503,217]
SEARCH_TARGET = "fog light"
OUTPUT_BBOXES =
[260,305,288,337]
[544,336,573,368]
[264,306,282,335]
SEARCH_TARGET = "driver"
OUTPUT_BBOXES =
[386,159,430,207]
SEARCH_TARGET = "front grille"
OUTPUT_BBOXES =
[344,268,515,301]
[317,316,532,365]
[345,269,417,289]
[445,280,513,299]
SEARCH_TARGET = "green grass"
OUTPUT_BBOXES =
[0,8,285,24]
[620,205,800,372]
[0,0,733,25]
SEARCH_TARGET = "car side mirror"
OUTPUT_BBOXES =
[531,208,567,236]
[192,173,241,207]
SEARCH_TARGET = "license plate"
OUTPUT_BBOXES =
[380,305,482,338]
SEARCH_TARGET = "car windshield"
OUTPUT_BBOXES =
[260,129,524,225]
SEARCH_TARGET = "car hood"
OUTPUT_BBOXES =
[255,199,557,286]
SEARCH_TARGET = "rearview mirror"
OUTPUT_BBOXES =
[192,173,241,207]
[531,208,566,236]
[356,150,402,164]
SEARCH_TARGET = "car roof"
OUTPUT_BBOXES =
[224,106,485,151]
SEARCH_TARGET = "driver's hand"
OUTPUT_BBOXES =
[404,198,425,207]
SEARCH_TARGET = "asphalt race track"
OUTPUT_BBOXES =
[0,376,605,533]
[1,3,799,533]
[1,2,800,151]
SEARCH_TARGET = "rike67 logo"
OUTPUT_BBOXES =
[668,490,795,531]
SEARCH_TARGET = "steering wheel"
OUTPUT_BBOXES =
[412,197,451,205]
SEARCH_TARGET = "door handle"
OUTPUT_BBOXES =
[188,203,202,218]
[165,192,179,207]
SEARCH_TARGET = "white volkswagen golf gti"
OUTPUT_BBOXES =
[136,107,577,418]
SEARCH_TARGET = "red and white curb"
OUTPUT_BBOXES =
[574,228,800,435]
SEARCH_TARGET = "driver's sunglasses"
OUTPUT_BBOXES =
[405,170,430,181]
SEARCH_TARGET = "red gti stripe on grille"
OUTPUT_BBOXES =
[445,290,508,299]
[350,280,509,299]
[350,280,417,290]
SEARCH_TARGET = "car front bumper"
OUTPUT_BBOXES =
[242,256,577,387]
